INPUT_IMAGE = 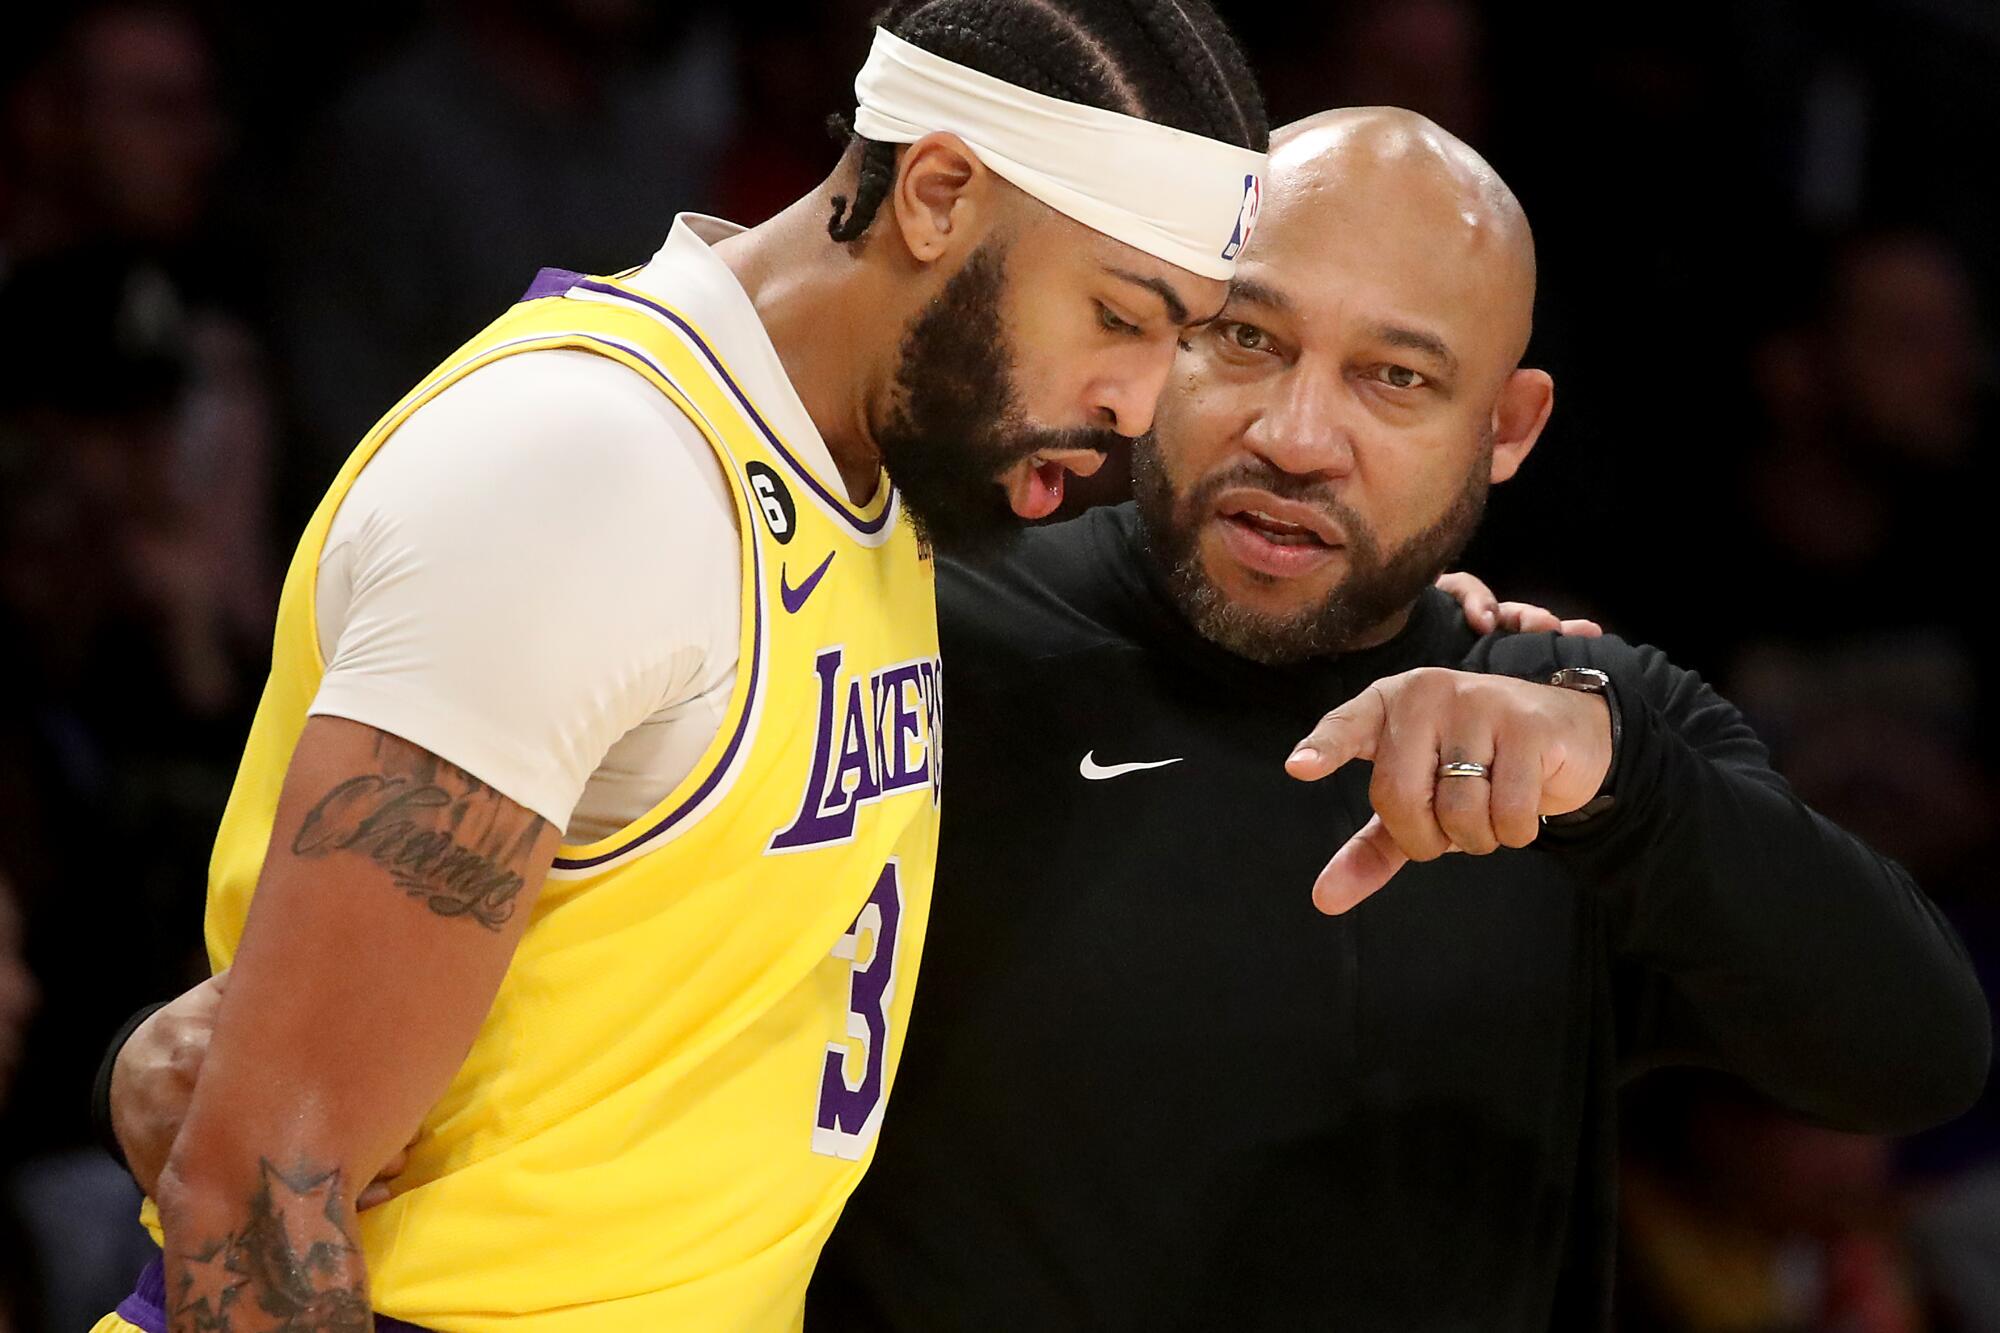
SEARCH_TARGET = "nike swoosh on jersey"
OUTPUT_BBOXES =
[1079,751,1184,780]
[780,551,837,614]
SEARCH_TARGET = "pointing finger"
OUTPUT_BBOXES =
[1288,685,1388,782]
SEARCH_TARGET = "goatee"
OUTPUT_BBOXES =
[1131,435,1492,664]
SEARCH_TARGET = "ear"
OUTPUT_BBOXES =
[1488,368,1553,485]
[888,132,990,265]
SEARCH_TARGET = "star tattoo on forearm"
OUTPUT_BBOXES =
[169,1159,369,1333]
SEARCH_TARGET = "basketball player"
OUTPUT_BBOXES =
[89,4,1270,1331]
[109,107,1985,1329]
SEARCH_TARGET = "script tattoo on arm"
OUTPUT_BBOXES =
[169,1159,368,1333]
[289,733,549,930]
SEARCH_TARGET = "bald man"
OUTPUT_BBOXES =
[807,109,1989,1329]
[99,111,1988,1329]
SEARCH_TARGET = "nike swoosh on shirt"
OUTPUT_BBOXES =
[1079,751,1185,780]
[780,551,836,614]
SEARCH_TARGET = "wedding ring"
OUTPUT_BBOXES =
[1437,760,1491,780]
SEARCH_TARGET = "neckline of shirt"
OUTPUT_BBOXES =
[623,213,885,519]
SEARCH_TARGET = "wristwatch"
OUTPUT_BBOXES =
[1541,666,1618,826]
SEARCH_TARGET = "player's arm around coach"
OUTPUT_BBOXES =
[1289,630,1993,1133]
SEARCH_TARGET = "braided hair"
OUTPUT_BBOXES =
[826,0,1267,243]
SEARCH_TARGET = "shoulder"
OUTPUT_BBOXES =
[418,348,713,454]
[353,348,734,538]
[326,346,739,664]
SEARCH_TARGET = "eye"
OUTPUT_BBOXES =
[1217,321,1274,354]
[1375,364,1426,390]
[1096,302,1142,336]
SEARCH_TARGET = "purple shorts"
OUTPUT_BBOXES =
[116,1258,435,1333]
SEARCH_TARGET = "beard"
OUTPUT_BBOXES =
[874,240,1122,557]
[1130,432,1492,664]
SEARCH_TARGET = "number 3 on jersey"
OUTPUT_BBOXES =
[812,861,904,1159]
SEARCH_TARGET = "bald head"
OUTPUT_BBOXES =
[1137,102,1558,659]
[1260,107,1536,364]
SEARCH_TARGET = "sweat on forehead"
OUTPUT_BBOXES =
[1254,106,1536,361]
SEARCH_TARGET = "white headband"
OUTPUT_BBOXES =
[852,28,1264,281]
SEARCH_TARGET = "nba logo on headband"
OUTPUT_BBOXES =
[1221,174,1261,263]
[854,29,1268,280]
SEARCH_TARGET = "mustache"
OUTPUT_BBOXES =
[1180,455,1351,522]
[994,423,1125,468]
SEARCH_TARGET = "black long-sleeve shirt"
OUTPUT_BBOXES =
[807,503,1991,1332]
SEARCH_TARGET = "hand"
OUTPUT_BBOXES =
[111,970,413,1208]
[1436,571,1603,638]
[111,972,228,1199]
[1285,668,1614,915]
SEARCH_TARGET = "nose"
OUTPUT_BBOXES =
[1243,364,1354,478]
[1086,340,1180,439]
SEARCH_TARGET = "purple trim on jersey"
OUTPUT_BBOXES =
[113,1256,166,1330]
[521,266,588,301]
[114,1258,435,1332]
[569,276,897,537]
[545,332,768,872]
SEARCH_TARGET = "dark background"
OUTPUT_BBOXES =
[0,1,1993,1328]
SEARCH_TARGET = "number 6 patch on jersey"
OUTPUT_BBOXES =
[812,861,905,1159]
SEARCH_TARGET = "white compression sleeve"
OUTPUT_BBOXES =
[311,349,741,832]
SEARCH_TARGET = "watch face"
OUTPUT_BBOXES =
[1545,666,1619,820]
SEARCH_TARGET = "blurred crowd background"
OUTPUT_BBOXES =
[0,1,1993,1329]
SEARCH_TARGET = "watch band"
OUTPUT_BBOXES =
[1541,666,1618,826]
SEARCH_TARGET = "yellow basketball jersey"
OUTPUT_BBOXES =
[177,268,943,1330]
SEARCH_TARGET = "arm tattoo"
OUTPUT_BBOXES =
[170,1159,369,1333]
[291,733,549,930]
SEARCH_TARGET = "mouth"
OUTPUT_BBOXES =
[1000,450,1108,521]
[1211,489,1346,579]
